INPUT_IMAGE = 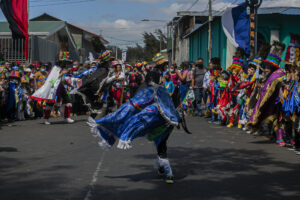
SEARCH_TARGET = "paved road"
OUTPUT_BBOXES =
[0,116,300,200]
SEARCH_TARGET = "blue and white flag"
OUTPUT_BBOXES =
[222,3,250,55]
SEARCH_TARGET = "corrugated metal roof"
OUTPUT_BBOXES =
[258,7,300,15]
[184,7,300,38]
[182,7,300,17]
[177,10,223,17]
[0,21,65,33]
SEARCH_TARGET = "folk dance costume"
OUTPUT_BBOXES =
[29,64,74,125]
[247,41,287,146]
[207,58,222,123]
[280,71,297,146]
[76,50,112,116]
[235,70,256,128]
[87,54,190,184]
[16,75,32,120]
[33,68,48,118]
[7,68,21,120]
[215,48,245,127]
[283,77,300,152]
[242,44,272,132]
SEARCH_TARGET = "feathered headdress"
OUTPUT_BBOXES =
[99,50,113,62]
[153,53,168,65]
[227,48,245,73]
[263,41,286,70]
[59,51,72,62]
[248,43,271,69]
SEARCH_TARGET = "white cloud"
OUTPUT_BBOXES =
[76,19,165,49]
[262,0,300,7]
[76,0,300,49]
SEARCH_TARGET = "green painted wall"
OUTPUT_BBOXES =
[189,14,300,69]
[189,18,227,68]
[189,25,208,65]
[258,14,300,67]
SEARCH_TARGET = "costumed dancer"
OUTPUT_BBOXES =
[281,64,297,147]
[246,41,286,146]
[76,50,113,117]
[29,60,75,125]
[128,65,143,98]
[33,64,48,118]
[217,48,244,127]
[108,60,125,107]
[207,58,222,123]
[7,66,20,121]
[239,44,271,130]
[290,66,300,154]
[87,53,191,184]
[16,73,32,120]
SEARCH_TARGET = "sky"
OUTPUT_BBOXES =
[1,0,300,49]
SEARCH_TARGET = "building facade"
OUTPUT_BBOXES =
[186,7,300,68]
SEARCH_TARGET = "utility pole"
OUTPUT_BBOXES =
[208,0,213,61]
[171,20,174,64]
[160,35,162,52]
[115,46,118,59]
[246,0,263,58]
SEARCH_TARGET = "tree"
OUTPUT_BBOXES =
[126,44,145,64]
[108,29,167,63]
[143,29,167,61]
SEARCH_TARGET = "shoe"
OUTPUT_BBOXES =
[157,167,164,177]
[165,175,174,184]
[296,150,300,155]
[227,123,234,128]
[253,131,259,136]
[242,127,248,131]
[238,124,243,129]
[214,120,221,125]
[65,118,75,123]
[246,130,252,134]
[208,119,214,123]
[278,141,286,147]
[287,146,295,151]
[44,120,51,125]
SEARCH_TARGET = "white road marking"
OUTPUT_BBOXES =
[84,152,106,200]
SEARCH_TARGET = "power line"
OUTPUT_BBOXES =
[187,0,200,11]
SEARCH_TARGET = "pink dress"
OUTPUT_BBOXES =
[178,70,188,85]
[170,73,179,85]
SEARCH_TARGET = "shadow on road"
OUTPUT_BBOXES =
[98,147,300,200]
[0,147,18,152]
[0,155,81,200]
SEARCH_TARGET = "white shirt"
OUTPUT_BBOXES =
[203,71,211,89]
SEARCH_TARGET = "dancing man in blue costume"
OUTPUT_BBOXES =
[88,53,190,184]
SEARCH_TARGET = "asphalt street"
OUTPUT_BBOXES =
[0,116,300,200]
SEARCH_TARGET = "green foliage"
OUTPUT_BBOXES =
[123,29,167,63]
